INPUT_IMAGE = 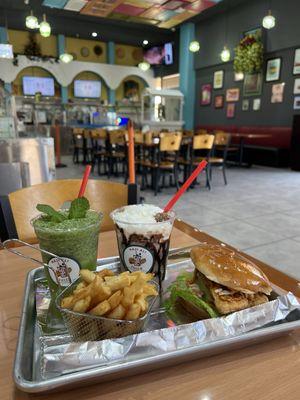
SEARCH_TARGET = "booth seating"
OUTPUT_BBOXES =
[196,125,292,167]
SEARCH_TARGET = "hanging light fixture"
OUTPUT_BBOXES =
[26,10,39,30]
[221,45,231,62]
[189,40,200,53]
[262,10,276,29]
[59,53,73,63]
[39,14,51,37]
[138,61,150,71]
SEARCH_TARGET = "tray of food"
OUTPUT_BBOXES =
[13,248,300,393]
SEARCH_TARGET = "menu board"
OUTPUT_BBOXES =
[74,80,101,98]
[22,77,55,96]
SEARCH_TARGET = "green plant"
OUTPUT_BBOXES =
[234,34,263,74]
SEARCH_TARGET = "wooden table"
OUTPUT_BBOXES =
[1,220,300,400]
[230,133,272,166]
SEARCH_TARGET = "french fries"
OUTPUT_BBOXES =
[60,270,158,321]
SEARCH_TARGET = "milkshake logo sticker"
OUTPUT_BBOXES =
[48,257,80,287]
[123,246,154,273]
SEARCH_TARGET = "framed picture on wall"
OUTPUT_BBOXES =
[253,98,261,111]
[226,103,235,118]
[242,99,249,111]
[226,88,240,102]
[214,95,224,108]
[271,83,285,103]
[201,84,212,105]
[243,73,262,96]
[294,96,300,110]
[293,49,300,75]
[213,70,224,89]
[266,58,281,82]
[294,78,300,94]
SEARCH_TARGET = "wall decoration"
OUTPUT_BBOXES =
[226,103,235,118]
[234,34,263,74]
[271,83,285,103]
[213,70,224,89]
[124,80,139,102]
[80,47,90,57]
[93,45,103,56]
[242,99,249,111]
[243,73,262,96]
[294,78,300,94]
[293,49,300,75]
[201,84,212,106]
[214,95,224,109]
[234,72,244,81]
[294,96,300,110]
[266,58,281,82]
[226,88,240,102]
[253,98,261,111]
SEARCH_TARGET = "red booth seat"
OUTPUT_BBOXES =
[196,125,292,149]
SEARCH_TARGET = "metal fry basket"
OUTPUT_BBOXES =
[56,279,158,342]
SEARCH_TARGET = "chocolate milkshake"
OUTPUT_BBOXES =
[110,204,175,286]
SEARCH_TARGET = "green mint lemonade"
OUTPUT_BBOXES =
[32,197,102,333]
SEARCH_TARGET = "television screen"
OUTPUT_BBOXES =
[22,76,55,96]
[74,80,101,98]
[143,43,173,65]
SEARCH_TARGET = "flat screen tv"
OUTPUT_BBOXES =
[143,42,173,65]
[74,80,101,98]
[22,76,55,96]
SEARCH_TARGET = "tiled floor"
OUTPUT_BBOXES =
[57,156,300,281]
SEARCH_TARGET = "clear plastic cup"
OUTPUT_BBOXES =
[110,205,175,286]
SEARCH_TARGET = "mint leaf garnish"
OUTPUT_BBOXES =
[36,204,67,223]
[68,197,90,219]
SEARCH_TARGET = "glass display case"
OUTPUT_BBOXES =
[141,88,184,131]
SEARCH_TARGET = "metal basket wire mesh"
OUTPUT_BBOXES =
[56,279,158,342]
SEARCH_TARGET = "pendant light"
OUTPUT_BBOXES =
[39,14,51,37]
[220,0,230,62]
[138,61,150,71]
[59,53,73,63]
[189,41,200,53]
[26,10,39,30]
[262,10,276,29]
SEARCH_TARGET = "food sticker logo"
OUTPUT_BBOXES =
[48,257,80,286]
[123,246,154,272]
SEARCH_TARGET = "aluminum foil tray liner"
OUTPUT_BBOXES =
[37,259,300,380]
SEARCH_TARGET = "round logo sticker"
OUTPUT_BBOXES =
[123,246,154,273]
[48,257,80,287]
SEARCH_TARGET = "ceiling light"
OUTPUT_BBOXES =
[26,10,39,30]
[92,32,97,37]
[189,40,200,53]
[39,14,51,38]
[220,46,230,62]
[60,53,73,63]
[262,10,276,29]
[143,39,149,45]
[138,61,150,71]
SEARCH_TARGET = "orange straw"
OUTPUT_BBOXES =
[127,120,136,184]
[164,160,208,212]
[78,165,91,197]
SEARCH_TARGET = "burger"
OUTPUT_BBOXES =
[165,244,272,321]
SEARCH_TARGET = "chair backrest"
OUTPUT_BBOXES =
[193,134,215,150]
[159,132,182,152]
[73,128,84,135]
[196,129,208,135]
[183,130,194,137]
[109,130,125,145]
[144,131,154,145]
[90,129,107,140]
[214,131,231,146]
[7,180,136,243]
[134,131,144,144]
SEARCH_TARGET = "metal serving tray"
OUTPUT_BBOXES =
[14,256,300,394]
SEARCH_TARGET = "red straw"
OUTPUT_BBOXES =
[164,160,208,212]
[78,165,91,198]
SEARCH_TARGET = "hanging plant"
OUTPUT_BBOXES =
[234,34,263,74]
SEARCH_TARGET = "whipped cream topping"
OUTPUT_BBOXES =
[111,204,174,240]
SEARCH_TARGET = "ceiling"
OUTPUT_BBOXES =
[42,0,223,29]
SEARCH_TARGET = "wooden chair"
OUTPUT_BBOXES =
[209,132,231,185]
[90,129,108,175]
[107,130,126,177]
[72,128,84,164]
[140,132,182,195]
[214,130,239,162]
[0,180,138,243]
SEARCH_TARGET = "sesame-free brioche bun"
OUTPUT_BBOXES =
[190,244,272,295]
